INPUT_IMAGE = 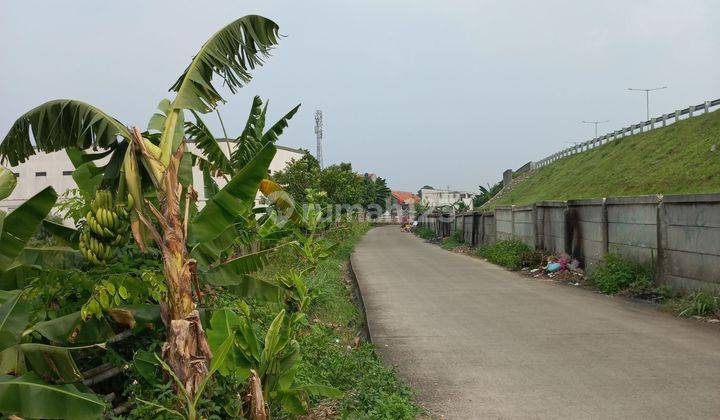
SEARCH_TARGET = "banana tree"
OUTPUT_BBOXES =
[0,15,283,399]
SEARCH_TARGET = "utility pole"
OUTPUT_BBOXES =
[628,86,667,120]
[582,120,609,138]
[314,110,323,169]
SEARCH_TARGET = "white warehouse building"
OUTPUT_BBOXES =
[418,188,475,209]
[0,139,306,213]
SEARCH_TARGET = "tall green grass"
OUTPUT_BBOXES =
[491,110,720,206]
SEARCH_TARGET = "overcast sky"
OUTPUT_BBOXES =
[2,0,719,192]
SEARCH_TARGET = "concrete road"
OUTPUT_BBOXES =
[351,225,720,419]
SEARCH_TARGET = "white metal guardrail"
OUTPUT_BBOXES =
[532,98,720,170]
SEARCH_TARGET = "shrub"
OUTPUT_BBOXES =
[451,230,464,243]
[414,226,435,240]
[476,240,532,270]
[441,230,465,250]
[589,253,653,294]
[678,292,719,317]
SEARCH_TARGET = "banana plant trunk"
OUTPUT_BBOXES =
[132,129,212,397]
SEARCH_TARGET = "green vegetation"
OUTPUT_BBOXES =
[476,240,531,270]
[413,226,436,240]
[273,156,390,211]
[0,13,414,419]
[491,110,720,206]
[589,253,653,294]
[441,230,465,250]
[679,292,720,316]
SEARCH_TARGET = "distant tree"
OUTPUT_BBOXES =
[319,162,365,205]
[272,152,321,203]
[474,181,503,207]
[361,175,390,212]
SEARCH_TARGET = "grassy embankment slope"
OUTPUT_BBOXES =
[491,109,720,206]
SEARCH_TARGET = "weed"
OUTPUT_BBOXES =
[413,226,435,240]
[476,240,532,270]
[589,253,653,294]
[441,230,465,250]
[678,292,719,317]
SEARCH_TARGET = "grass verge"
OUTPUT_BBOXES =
[256,222,420,418]
[490,109,720,207]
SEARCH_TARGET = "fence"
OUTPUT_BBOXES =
[417,192,720,294]
[532,99,720,170]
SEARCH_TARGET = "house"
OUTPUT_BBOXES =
[0,140,306,213]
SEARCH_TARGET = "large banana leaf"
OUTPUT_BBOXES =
[203,247,280,300]
[260,104,301,146]
[186,111,233,175]
[0,290,29,352]
[33,311,115,345]
[231,103,300,171]
[0,187,58,271]
[0,167,16,201]
[0,372,106,419]
[20,343,83,384]
[230,96,265,167]
[188,143,276,245]
[0,100,129,166]
[41,220,79,249]
[169,15,280,113]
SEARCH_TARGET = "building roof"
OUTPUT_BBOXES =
[392,191,420,204]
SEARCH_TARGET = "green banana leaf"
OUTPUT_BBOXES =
[18,247,83,269]
[0,167,16,201]
[0,100,129,166]
[0,372,106,419]
[0,187,58,271]
[34,312,115,345]
[203,247,280,300]
[0,345,25,376]
[169,16,280,113]
[189,143,276,245]
[40,220,79,249]
[186,111,234,175]
[0,290,29,352]
[133,349,161,385]
[20,343,83,383]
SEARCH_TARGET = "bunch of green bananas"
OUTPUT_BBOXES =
[79,190,133,265]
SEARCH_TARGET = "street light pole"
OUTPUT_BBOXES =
[582,120,610,138]
[628,86,667,120]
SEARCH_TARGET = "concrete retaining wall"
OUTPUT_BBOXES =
[463,214,474,244]
[658,194,720,293]
[512,205,536,248]
[420,192,720,293]
[606,196,659,267]
[567,199,607,272]
[495,206,513,241]
[535,201,566,254]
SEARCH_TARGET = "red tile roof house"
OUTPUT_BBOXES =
[390,191,421,223]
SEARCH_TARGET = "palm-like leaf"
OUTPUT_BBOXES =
[186,112,233,175]
[0,167,17,201]
[0,187,58,271]
[230,98,300,171]
[169,15,280,113]
[0,372,106,419]
[189,143,276,246]
[0,100,129,166]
